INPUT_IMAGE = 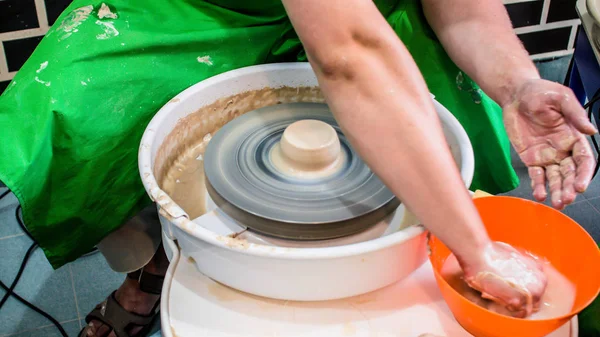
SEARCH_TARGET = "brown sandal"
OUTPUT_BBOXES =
[79,268,164,337]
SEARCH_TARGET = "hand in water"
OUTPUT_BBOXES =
[462,242,548,318]
[503,79,597,210]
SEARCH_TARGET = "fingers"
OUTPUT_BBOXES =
[573,137,596,193]
[472,272,533,318]
[546,165,563,209]
[528,167,547,201]
[528,155,587,208]
[463,242,547,319]
[560,89,598,135]
[560,157,577,204]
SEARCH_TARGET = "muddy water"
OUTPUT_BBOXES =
[441,253,576,320]
[161,135,211,219]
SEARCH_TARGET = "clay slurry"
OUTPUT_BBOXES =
[441,252,576,320]
[161,135,211,220]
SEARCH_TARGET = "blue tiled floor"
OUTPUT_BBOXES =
[535,55,572,84]
[0,189,162,337]
[0,55,597,336]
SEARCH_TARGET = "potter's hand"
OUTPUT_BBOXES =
[503,79,597,209]
[462,242,547,318]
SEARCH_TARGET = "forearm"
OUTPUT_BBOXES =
[422,0,540,106]
[282,0,490,265]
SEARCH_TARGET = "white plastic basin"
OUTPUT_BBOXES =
[138,62,475,301]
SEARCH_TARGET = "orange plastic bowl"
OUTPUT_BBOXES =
[429,196,600,337]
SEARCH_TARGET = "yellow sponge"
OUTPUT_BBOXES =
[473,189,493,199]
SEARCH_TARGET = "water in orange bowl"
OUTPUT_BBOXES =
[440,252,576,320]
[429,196,600,337]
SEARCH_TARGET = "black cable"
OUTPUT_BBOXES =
[584,89,600,179]
[583,89,600,110]
[0,189,10,200]
[15,205,34,242]
[0,279,68,337]
[2,193,95,336]
[0,241,68,337]
[585,99,600,110]
[0,242,37,309]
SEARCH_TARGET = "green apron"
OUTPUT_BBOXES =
[0,0,518,269]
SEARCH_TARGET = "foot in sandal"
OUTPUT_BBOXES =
[79,245,169,337]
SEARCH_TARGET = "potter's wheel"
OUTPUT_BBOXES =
[204,103,399,240]
[141,62,474,304]
[140,62,577,337]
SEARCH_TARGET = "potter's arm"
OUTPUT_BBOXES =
[280,0,490,267]
[421,0,539,107]
[422,0,596,208]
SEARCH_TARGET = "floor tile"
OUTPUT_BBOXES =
[501,175,535,200]
[534,55,572,84]
[502,148,538,200]
[70,251,124,319]
[509,145,526,169]
[149,318,161,336]
[0,190,24,239]
[0,235,78,336]
[583,175,600,200]
[3,319,80,337]
[562,200,600,243]
[149,327,162,337]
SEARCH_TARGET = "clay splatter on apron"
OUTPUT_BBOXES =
[197,56,214,66]
[456,71,482,104]
[53,5,94,41]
